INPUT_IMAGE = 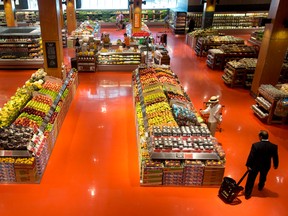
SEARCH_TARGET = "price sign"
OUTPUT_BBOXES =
[184,153,193,159]
[45,42,58,68]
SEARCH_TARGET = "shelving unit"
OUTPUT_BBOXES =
[222,62,247,87]
[170,11,187,35]
[97,51,141,71]
[195,36,245,57]
[221,58,258,88]
[206,45,258,70]
[252,84,288,124]
[0,27,43,69]
[77,55,96,72]
[62,29,67,48]
[187,12,267,32]
[248,30,263,46]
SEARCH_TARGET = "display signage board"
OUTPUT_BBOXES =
[45,42,58,68]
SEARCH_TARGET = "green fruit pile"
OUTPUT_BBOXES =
[0,87,33,128]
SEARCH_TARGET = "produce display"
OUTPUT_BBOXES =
[171,104,198,126]
[133,65,225,186]
[201,35,244,44]
[0,69,46,128]
[259,84,288,100]
[0,125,34,150]
[187,29,218,38]
[0,67,78,183]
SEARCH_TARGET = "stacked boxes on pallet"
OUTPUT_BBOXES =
[183,160,205,186]
[141,161,163,185]
[163,160,183,186]
[14,158,37,183]
[203,161,225,186]
[0,160,15,182]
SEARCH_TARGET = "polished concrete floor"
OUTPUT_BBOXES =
[0,27,288,216]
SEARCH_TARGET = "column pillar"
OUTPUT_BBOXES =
[201,0,216,29]
[132,0,142,34]
[59,0,65,29]
[251,0,288,95]
[66,0,77,35]
[37,0,64,79]
[4,0,17,27]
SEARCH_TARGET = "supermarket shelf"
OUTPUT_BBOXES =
[97,64,138,71]
[0,58,44,69]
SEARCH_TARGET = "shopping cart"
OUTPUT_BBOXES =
[200,101,225,132]
[155,32,168,46]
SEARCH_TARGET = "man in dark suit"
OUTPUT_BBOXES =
[244,130,279,199]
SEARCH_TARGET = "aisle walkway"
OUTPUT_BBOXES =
[0,27,288,216]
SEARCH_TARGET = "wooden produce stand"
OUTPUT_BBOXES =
[206,45,258,70]
[154,50,170,65]
[0,70,78,183]
[77,55,96,72]
[252,84,288,124]
[194,36,245,57]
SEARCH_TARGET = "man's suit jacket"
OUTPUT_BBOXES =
[246,140,279,171]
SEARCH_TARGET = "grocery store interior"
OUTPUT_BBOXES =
[0,0,288,216]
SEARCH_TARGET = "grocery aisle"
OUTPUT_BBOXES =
[0,27,288,216]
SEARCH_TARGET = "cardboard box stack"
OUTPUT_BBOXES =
[202,160,225,186]
[162,160,183,186]
[183,160,204,186]
[141,161,163,185]
[0,158,16,182]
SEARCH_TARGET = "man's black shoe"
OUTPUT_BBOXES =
[258,184,264,191]
[245,194,251,200]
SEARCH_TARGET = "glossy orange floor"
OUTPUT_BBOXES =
[1,27,288,216]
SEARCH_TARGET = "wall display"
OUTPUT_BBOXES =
[187,12,268,30]
[132,65,226,186]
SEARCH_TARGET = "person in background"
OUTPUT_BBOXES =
[164,14,170,30]
[123,33,130,48]
[75,38,81,53]
[200,95,222,136]
[244,130,279,200]
[188,17,195,33]
[116,12,124,31]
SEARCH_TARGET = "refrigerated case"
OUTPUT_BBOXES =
[0,27,43,69]
[97,51,141,71]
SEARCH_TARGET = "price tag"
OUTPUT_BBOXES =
[176,153,184,158]
[184,153,193,159]
[4,151,13,156]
